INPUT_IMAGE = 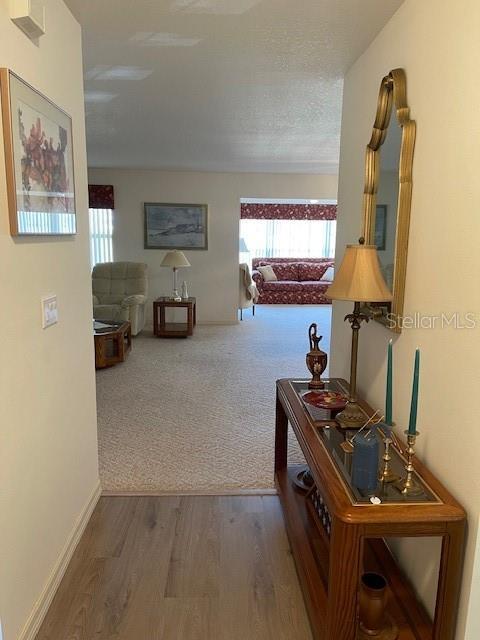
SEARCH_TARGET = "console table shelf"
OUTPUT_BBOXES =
[275,378,466,640]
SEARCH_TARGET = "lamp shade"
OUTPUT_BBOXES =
[326,244,392,303]
[160,250,191,268]
[239,237,249,252]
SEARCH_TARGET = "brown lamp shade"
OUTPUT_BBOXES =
[326,244,393,303]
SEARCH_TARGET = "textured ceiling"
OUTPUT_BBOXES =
[65,0,403,173]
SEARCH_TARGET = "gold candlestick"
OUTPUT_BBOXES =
[399,431,423,496]
[378,436,399,484]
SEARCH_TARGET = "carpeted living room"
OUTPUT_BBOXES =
[97,304,332,493]
[91,188,338,493]
[5,1,480,639]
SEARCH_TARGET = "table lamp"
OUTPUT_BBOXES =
[160,250,191,301]
[326,240,392,427]
[239,237,249,263]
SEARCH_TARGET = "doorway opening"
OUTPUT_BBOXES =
[239,197,337,310]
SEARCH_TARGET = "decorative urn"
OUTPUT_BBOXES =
[306,323,327,389]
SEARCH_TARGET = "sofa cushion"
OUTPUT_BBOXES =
[300,281,330,293]
[323,266,335,281]
[263,280,303,293]
[298,262,330,281]
[269,262,299,281]
[257,265,277,282]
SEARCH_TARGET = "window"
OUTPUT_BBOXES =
[89,208,113,267]
[240,218,336,261]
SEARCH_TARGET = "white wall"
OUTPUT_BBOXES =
[0,2,99,638]
[88,168,338,324]
[331,1,480,637]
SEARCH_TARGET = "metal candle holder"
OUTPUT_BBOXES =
[378,435,397,484]
[398,431,423,496]
[378,424,401,484]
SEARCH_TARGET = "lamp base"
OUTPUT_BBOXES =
[335,400,367,429]
[172,289,182,302]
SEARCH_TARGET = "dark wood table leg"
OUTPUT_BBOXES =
[159,304,166,333]
[95,336,106,368]
[326,519,363,639]
[125,324,132,353]
[275,391,288,473]
[433,521,466,640]
[153,302,158,336]
[187,303,193,335]
[116,331,124,361]
[193,301,196,325]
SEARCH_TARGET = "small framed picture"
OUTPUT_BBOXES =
[374,205,387,251]
[144,202,208,250]
[0,69,76,235]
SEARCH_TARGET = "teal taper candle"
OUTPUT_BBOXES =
[408,348,420,435]
[385,339,393,426]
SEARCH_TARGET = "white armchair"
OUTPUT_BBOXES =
[92,262,148,335]
[239,263,259,320]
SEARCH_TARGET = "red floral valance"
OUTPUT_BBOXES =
[241,203,336,220]
[88,184,114,209]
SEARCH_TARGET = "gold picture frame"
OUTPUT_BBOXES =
[362,68,416,333]
[0,68,76,236]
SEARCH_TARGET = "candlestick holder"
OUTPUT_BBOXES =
[378,435,399,484]
[396,431,423,496]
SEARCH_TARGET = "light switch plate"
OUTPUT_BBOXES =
[41,295,58,328]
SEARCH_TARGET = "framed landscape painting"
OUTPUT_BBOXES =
[0,69,76,236]
[144,202,208,250]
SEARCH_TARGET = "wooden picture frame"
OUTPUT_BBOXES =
[144,202,208,250]
[0,68,76,235]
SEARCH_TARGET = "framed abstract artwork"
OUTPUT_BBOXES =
[374,205,387,251]
[0,69,76,236]
[144,202,208,250]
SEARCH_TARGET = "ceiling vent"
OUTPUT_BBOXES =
[10,0,46,40]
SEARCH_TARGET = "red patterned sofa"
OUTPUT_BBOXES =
[251,257,334,305]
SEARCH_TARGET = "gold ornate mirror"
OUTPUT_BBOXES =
[362,68,416,333]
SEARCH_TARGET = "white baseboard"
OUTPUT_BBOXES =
[197,320,238,326]
[142,320,238,330]
[102,487,277,497]
[19,480,102,640]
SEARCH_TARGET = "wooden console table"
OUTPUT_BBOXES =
[153,297,196,338]
[275,378,466,640]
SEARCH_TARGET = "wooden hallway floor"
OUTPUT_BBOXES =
[35,495,313,640]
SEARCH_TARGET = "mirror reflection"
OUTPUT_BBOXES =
[374,115,401,292]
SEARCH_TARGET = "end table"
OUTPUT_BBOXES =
[153,297,196,338]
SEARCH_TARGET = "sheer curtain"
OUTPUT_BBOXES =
[240,219,336,260]
[89,208,114,267]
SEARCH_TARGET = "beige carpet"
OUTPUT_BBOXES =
[96,304,331,492]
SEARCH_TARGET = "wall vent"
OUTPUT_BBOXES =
[10,0,46,40]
